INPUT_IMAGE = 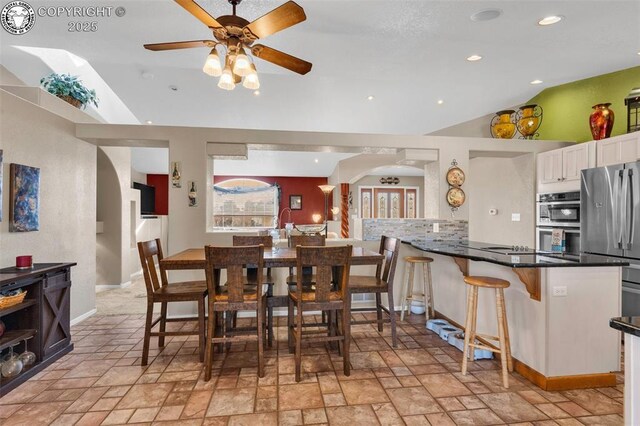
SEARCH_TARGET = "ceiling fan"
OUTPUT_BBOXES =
[144,0,312,91]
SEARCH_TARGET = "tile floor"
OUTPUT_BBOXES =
[0,313,625,425]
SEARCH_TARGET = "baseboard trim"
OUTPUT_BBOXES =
[71,308,97,326]
[434,310,617,391]
[96,281,132,292]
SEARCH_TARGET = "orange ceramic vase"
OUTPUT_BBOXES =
[589,103,615,140]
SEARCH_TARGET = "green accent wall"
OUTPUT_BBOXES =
[527,66,640,142]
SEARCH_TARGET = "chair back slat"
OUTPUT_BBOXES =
[205,245,264,303]
[288,234,325,248]
[137,239,166,296]
[289,235,325,276]
[233,235,273,248]
[233,235,273,281]
[378,236,400,284]
[296,245,351,303]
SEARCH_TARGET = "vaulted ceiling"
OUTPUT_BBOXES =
[1,0,638,135]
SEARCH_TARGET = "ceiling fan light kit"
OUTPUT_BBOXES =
[203,48,222,76]
[144,0,312,91]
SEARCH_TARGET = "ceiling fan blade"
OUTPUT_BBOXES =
[243,1,306,40]
[174,0,227,34]
[251,44,312,75]
[144,40,217,51]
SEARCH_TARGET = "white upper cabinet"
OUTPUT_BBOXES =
[537,141,596,192]
[538,149,563,184]
[563,143,591,181]
[596,133,640,167]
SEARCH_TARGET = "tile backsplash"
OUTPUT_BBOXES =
[362,219,468,242]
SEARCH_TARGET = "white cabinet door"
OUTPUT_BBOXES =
[563,143,592,181]
[597,134,640,167]
[538,150,563,184]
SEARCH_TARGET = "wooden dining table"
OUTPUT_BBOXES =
[160,245,384,346]
[160,246,384,270]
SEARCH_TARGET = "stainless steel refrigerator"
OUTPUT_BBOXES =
[581,161,640,316]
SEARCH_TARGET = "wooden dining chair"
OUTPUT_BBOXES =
[232,235,276,346]
[288,245,352,382]
[204,245,267,380]
[348,236,401,347]
[137,239,207,366]
[287,234,326,288]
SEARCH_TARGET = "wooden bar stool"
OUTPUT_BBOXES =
[461,276,513,388]
[399,256,434,321]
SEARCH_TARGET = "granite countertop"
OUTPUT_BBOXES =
[610,317,640,337]
[405,240,629,268]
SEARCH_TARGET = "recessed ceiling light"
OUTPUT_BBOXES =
[314,158,319,163]
[437,100,444,105]
[530,79,543,85]
[466,55,483,62]
[471,9,502,22]
[367,95,374,101]
[538,15,563,26]
[169,85,178,91]
[145,120,153,124]
[253,90,260,96]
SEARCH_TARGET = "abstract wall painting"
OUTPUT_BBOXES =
[10,163,40,232]
[0,150,3,222]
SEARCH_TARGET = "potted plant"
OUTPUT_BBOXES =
[40,73,98,109]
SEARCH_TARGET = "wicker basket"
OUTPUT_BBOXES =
[0,291,27,309]
[58,95,82,109]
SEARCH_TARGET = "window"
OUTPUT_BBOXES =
[212,179,279,228]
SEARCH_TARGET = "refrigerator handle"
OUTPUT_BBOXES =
[628,168,635,249]
[616,169,625,249]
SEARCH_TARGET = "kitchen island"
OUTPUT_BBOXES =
[402,240,627,390]
[610,316,639,425]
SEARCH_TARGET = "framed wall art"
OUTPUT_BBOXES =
[171,161,182,188]
[10,163,40,232]
[289,194,302,210]
[0,149,3,222]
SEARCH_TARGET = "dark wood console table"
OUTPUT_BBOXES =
[0,263,76,396]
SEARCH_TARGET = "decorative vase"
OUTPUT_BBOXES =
[490,110,516,139]
[589,103,615,140]
[516,104,543,139]
[58,95,82,109]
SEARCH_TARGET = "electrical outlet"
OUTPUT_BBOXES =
[433,223,440,233]
[511,213,521,222]
[552,286,568,297]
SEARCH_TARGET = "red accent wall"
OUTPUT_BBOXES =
[213,176,330,225]
[147,174,169,215]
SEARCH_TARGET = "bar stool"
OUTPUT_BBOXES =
[461,276,513,388]
[399,256,434,321]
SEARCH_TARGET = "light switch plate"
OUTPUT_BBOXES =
[511,213,521,222]
[433,223,440,233]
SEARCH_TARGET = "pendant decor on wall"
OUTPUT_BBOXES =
[171,161,182,188]
[9,163,40,232]
[0,150,3,222]
[446,159,466,217]
[589,103,615,140]
[188,181,198,207]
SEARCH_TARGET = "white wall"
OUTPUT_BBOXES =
[428,112,494,138]
[0,89,97,321]
[468,154,536,247]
